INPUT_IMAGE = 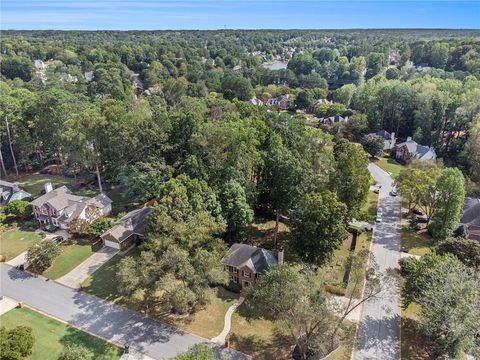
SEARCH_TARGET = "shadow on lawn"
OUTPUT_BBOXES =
[59,326,121,360]
[229,328,294,360]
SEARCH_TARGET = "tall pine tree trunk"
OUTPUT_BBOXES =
[273,209,280,249]
[4,115,19,178]
[0,139,7,178]
[95,163,103,193]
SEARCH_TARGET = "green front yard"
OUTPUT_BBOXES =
[0,307,122,360]
[358,190,379,223]
[375,156,403,179]
[0,229,42,260]
[401,226,435,256]
[82,247,140,304]
[43,242,94,280]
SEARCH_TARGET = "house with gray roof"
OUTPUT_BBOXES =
[30,183,112,230]
[101,207,151,250]
[0,180,32,206]
[318,115,349,127]
[368,130,396,151]
[461,197,480,241]
[222,243,284,291]
[395,137,436,163]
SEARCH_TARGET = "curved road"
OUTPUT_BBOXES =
[0,264,250,360]
[353,163,401,360]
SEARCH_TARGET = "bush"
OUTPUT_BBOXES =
[0,326,35,360]
[436,237,480,268]
[226,280,242,293]
[3,200,32,220]
[58,344,93,360]
[87,218,112,238]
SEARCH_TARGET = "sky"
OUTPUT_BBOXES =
[1,0,479,30]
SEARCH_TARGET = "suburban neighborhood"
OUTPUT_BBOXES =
[1,5,480,360]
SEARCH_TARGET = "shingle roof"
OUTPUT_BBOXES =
[101,207,151,243]
[461,197,480,226]
[396,139,436,160]
[222,244,279,274]
[30,186,87,210]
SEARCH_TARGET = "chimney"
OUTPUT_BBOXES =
[44,182,53,193]
[406,136,412,142]
[277,248,284,265]
[391,132,395,140]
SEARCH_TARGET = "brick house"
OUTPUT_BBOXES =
[461,197,480,241]
[222,244,284,291]
[266,95,290,110]
[395,137,436,163]
[101,207,151,250]
[30,183,112,230]
[318,115,349,127]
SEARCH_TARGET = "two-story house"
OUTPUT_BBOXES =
[222,243,284,291]
[30,183,112,230]
[0,180,32,206]
[395,137,436,163]
[266,95,290,110]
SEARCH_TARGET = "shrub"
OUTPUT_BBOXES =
[226,280,242,293]
[436,237,480,268]
[0,326,35,360]
[58,344,93,360]
[171,286,196,314]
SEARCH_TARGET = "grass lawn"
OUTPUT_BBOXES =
[82,247,141,304]
[358,190,379,223]
[169,287,237,339]
[346,232,372,298]
[16,174,75,198]
[401,226,435,256]
[375,157,403,179]
[42,242,94,280]
[229,309,295,360]
[0,307,122,360]
[324,236,353,290]
[0,229,42,260]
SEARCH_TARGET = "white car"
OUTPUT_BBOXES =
[376,214,382,222]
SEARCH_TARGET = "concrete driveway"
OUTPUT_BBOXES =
[353,163,401,360]
[56,246,119,288]
[0,264,250,360]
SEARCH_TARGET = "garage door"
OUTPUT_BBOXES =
[104,240,121,249]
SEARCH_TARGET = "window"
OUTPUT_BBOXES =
[233,277,239,284]
[232,267,238,274]
[242,271,251,278]
[243,281,250,288]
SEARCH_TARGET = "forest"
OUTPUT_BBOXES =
[1,29,480,359]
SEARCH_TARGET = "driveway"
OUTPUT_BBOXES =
[353,163,401,360]
[57,246,118,288]
[0,264,250,360]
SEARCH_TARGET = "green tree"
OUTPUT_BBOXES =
[0,326,35,360]
[436,237,480,268]
[172,344,215,360]
[295,90,313,109]
[333,84,356,107]
[2,200,32,219]
[291,192,348,265]
[344,113,368,141]
[331,139,370,218]
[429,168,465,240]
[220,179,253,241]
[263,135,305,247]
[58,345,93,360]
[26,240,61,273]
[401,253,480,358]
[87,218,113,238]
[361,134,384,158]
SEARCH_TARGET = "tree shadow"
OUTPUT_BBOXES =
[59,326,122,359]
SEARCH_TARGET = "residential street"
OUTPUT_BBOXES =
[0,264,250,360]
[353,163,401,360]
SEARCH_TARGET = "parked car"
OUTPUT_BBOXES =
[412,208,424,216]
[390,189,397,196]
[415,214,429,223]
[376,213,382,222]
[51,235,64,243]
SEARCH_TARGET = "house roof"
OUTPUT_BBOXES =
[369,130,391,140]
[319,115,347,124]
[101,207,151,243]
[0,180,32,202]
[396,139,436,160]
[461,197,480,226]
[222,244,279,274]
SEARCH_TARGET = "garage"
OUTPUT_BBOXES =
[103,240,121,250]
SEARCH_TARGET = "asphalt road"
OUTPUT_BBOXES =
[353,163,401,360]
[0,264,250,360]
